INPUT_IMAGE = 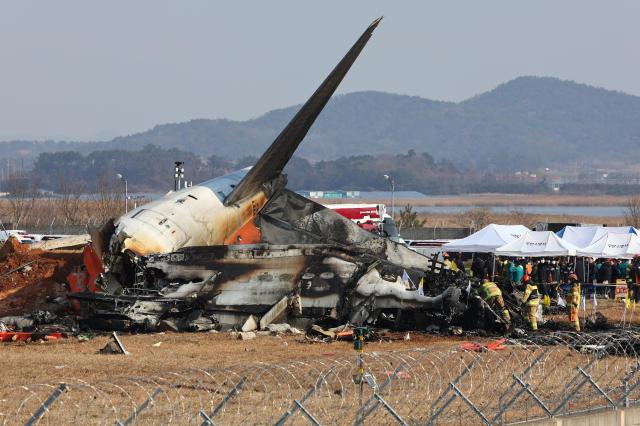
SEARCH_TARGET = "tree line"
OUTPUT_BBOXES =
[5,144,637,196]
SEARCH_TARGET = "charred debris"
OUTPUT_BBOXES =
[0,18,555,339]
[71,189,475,333]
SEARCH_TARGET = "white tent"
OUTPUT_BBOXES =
[495,231,578,257]
[442,224,530,253]
[557,226,637,249]
[576,232,640,259]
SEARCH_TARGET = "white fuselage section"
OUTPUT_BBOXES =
[112,168,266,256]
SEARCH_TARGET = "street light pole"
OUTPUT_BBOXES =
[383,174,395,219]
[116,173,128,213]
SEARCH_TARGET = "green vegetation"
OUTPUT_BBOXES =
[4,76,640,172]
[28,145,553,193]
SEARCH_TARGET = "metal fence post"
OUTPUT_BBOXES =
[372,393,408,425]
[618,361,640,408]
[577,367,615,407]
[492,350,550,424]
[354,362,408,425]
[492,373,552,425]
[199,376,246,426]
[551,355,605,417]
[275,367,335,426]
[116,387,163,426]
[292,400,321,426]
[449,383,491,425]
[24,383,67,426]
[427,356,478,425]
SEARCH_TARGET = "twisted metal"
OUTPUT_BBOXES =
[2,330,640,425]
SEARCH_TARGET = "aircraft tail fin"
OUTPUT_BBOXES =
[224,17,382,206]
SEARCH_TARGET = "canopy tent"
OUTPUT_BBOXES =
[576,232,640,259]
[495,231,579,257]
[442,224,530,253]
[557,226,638,249]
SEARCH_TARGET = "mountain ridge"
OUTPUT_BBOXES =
[3,76,640,170]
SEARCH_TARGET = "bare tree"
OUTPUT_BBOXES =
[625,195,640,228]
[465,207,492,231]
[56,172,85,225]
[3,172,38,228]
[506,208,533,227]
[89,173,124,223]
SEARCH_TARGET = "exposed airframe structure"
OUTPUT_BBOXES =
[72,18,472,332]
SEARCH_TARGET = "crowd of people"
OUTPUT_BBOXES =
[443,252,640,332]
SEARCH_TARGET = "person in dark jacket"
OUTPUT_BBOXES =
[611,259,619,283]
[471,255,485,279]
[618,260,629,281]
[575,257,586,283]
[630,256,640,303]
[631,256,640,284]
[588,259,598,284]
[548,260,559,283]
[598,260,612,284]
[536,259,548,284]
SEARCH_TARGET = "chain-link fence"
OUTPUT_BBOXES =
[4,330,640,425]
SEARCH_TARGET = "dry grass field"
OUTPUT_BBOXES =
[0,332,458,387]
[339,193,632,207]
[416,211,626,228]
[1,299,638,425]
[0,299,634,387]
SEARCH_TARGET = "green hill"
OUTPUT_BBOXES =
[4,76,640,170]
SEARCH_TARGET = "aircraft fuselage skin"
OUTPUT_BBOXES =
[111,168,265,258]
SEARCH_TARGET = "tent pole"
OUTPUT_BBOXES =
[492,253,495,279]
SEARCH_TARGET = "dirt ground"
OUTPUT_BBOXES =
[0,297,634,387]
[0,237,638,390]
[0,331,462,386]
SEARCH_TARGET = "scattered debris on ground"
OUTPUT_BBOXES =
[99,332,129,355]
[0,235,636,345]
[0,237,82,316]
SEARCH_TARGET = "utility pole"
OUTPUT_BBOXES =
[383,174,395,219]
[116,173,128,213]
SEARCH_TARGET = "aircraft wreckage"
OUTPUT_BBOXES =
[70,18,491,332]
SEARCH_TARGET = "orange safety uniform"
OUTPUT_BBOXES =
[522,283,540,331]
[480,281,511,325]
[567,282,581,332]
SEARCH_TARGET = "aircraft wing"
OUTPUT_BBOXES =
[224,17,382,206]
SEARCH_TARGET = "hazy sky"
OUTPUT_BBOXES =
[1,1,639,141]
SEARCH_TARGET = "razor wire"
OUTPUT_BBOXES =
[3,332,640,425]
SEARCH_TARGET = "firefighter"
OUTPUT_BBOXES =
[478,277,511,328]
[521,281,540,331]
[567,273,581,331]
[443,252,452,270]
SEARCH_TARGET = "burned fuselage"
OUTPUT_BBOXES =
[74,18,480,332]
[74,243,464,331]
[75,189,467,331]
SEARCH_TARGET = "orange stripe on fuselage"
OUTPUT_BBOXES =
[223,191,267,245]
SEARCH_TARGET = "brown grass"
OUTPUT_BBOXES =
[416,211,625,228]
[0,298,632,387]
[0,332,455,386]
[0,301,635,425]
[329,194,631,207]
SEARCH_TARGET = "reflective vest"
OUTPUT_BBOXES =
[480,281,501,301]
[522,284,539,306]
[568,283,580,307]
